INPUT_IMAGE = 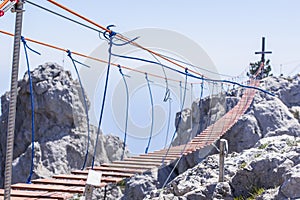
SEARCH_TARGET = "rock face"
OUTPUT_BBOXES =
[122,75,300,200]
[0,63,127,186]
[172,93,239,146]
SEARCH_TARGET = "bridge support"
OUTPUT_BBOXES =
[219,139,228,182]
[4,1,24,199]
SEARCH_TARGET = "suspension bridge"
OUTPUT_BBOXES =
[0,1,272,199]
[0,79,259,199]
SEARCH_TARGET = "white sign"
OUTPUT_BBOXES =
[86,170,102,186]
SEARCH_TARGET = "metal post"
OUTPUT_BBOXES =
[218,139,227,182]
[84,184,94,200]
[4,1,24,199]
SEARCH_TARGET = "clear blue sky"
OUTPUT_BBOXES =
[1,1,300,154]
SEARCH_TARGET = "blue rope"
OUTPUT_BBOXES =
[21,36,41,184]
[66,50,91,170]
[118,65,129,160]
[110,52,274,96]
[144,73,154,154]
[162,69,188,164]
[179,81,182,108]
[164,98,172,149]
[146,54,171,149]
[92,29,114,169]
[198,76,204,133]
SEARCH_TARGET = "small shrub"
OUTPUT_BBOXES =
[234,187,265,200]
[292,110,299,120]
[286,138,298,147]
[248,186,265,200]
[117,179,126,187]
[254,153,261,158]
[258,143,268,149]
[240,162,247,169]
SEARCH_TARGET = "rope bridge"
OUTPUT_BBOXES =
[0,79,259,199]
[0,1,270,199]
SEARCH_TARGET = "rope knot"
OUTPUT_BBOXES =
[66,49,72,57]
[103,24,117,40]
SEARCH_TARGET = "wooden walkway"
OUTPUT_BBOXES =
[0,80,259,200]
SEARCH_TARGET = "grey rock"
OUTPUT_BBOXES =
[212,182,233,199]
[0,63,128,187]
[123,173,159,200]
[222,113,261,153]
[280,164,300,199]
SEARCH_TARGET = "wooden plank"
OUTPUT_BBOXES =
[11,183,84,194]
[124,157,173,163]
[125,156,174,161]
[54,171,133,180]
[146,152,182,156]
[0,189,72,199]
[32,178,111,186]
[53,174,87,180]
[100,163,154,170]
[112,160,162,166]
[0,197,56,200]
[85,166,144,173]
[138,154,180,159]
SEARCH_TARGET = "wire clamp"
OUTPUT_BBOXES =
[0,0,21,16]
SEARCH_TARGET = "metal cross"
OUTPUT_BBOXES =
[255,37,272,63]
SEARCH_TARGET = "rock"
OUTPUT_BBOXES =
[280,164,300,199]
[123,174,159,200]
[212,182,233,199]
[172,94,233,146]
[252,92,300,138]
[121,75,300,200]
[262,76,300,107]
[222,114,261,153]
[0,63,128,187]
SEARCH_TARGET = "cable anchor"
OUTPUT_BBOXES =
[0,0,20,17]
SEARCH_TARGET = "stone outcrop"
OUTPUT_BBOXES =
[0,63,128,187]
[122,75,300,200]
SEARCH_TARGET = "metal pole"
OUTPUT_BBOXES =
[4,1,24,199]
[218,139,226,182]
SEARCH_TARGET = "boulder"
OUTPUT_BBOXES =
[0,63,128,186]
[280,164,300,199]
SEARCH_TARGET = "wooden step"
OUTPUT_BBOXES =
[33,176,121,185]
[124,157,173,163]
[85,166,144,174]
[100,163,154,170]
[112,160,162,166]
[138,154,180,159]
[0,189,72,199]
[31,178,88,187]
[11,183,84,194]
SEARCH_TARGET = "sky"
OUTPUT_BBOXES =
[1,1,300,155]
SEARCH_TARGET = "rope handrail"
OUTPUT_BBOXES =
[46,0,207,79]
[1,29,275,96]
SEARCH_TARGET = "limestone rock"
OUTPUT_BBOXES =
[280,164,300,199]
[212,182,233,200]
[0,63,128,187]
[123,174,159,200]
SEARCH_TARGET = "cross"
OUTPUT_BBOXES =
[255,37,272,63]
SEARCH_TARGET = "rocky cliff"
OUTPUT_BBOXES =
[123,75,300,200]
[0,63,128,187]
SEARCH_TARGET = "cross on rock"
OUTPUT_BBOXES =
[255,37,272,63]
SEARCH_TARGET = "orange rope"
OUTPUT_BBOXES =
[46,0,207,79]
[0,0,10,10]
[47,0,108,32]
[0,29,187,84]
